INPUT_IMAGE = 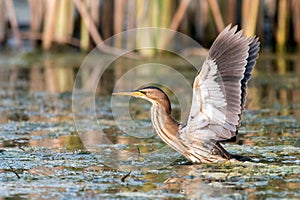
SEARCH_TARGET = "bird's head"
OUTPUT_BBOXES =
[113,86,171,113]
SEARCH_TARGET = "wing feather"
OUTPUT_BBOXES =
[182,24,260,141]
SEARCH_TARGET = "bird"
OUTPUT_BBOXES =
[113,25,260,163]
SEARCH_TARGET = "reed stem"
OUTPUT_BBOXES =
[80,0,90,51]
[5,0,22,47]
[28,0,44,47]
[242,0,259,36]
[161,0,190,49]
[42,0,58,49]
[207,0,224,32]
[276,0,288,52]
[114,0,126,48]
[0,0,6,44]
[291,0,300,48]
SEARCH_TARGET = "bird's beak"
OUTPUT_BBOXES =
[112,90,145,97]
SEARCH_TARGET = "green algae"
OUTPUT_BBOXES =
[0,53,299,199]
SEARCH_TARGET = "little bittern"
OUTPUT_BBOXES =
[114,25,260,163]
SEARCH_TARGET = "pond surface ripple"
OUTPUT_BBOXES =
[0,52,300,199]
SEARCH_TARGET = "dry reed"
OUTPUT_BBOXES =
[5,0,22,47]
[276,0,289,52]
[0,0,299,53]
[0,0,6,43]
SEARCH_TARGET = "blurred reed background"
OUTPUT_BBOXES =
[0,0,299,54]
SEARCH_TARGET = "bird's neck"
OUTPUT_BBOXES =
[150,103,185,154]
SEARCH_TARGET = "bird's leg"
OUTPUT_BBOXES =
[211,141,232,160]
[213,141,252,162]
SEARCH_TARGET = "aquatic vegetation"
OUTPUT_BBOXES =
[0,54,299,199]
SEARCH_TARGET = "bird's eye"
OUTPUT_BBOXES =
[140,91,147,95]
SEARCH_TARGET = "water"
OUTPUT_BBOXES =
[0,50,299,199]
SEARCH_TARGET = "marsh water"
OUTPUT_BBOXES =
[0,50,299,199]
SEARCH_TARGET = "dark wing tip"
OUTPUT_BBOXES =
[233,35,260,141]
[240,35,260,110]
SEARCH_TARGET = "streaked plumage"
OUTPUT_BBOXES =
[113,25,260,163]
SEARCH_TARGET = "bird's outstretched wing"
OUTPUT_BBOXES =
[184,25,260,141]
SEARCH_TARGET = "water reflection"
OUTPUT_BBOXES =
[247,53,300,118]
[161,161,300,199]
[0,52,299,108]
[162,165,244,199]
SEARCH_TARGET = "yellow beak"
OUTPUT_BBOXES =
[112,90,145,97]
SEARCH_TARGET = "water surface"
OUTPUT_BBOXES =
[0,51,299,199]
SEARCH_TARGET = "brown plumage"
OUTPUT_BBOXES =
[113,25,260,163]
